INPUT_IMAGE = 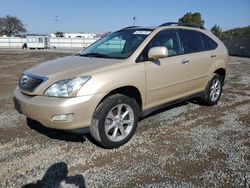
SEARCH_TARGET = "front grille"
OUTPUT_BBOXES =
[19,73,48,92]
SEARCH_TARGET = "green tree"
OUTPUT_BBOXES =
[55,31,64,37]
[179,12,205,27]
[0,15,26,36]
[0,17,4,36]
[222,26,250,38]
[211,25,222,38]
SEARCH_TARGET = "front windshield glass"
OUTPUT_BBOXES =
[79,29,152,59]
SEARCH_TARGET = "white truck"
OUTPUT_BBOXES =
[26,35,49,49]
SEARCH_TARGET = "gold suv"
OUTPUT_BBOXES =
[14,22,229,148]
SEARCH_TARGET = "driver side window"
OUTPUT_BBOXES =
[137,29,183,62]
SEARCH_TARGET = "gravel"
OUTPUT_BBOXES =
[0,50,249,188]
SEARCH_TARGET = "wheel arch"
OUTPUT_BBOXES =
[96,85,143,113]
[214,68,226,85]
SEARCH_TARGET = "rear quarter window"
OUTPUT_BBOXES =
[201,33,218,50]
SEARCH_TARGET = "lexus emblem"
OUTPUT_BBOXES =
[20,74,29,86]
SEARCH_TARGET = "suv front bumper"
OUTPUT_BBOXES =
[13,87,105,131]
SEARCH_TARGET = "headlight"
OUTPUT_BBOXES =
[44,76,91,97]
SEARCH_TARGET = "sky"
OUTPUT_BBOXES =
[0,0,250,34]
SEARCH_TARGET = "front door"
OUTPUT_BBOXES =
[138,29,190,109]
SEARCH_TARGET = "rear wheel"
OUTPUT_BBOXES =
[201,73,223,106]
[90,94,139,149]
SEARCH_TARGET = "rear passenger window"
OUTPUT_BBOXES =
[182,30,203,53]
[201,33,218,50]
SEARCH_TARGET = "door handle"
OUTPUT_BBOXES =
[211,54,217,58]
[182,59,190,64]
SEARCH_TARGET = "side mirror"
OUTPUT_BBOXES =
[148,46,168,60]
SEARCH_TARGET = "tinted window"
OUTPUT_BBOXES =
[201,33,218,50]
[137,29,182,62]
[182,30,203,53]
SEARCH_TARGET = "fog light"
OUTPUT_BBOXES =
[51,113,74,122]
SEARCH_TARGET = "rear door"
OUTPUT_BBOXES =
[180,29,217,94]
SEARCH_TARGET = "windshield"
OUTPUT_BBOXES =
[79,29,152,59]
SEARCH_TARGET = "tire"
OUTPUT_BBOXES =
[90,94,139,149]
[201,73,223,106]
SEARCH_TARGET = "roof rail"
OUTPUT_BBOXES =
[119,26,141,30]
[159,22,205,30]
[159,22,179,26]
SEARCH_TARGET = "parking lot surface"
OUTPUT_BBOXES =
[0,49,249,187]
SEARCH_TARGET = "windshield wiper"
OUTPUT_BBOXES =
[78,53,111,58]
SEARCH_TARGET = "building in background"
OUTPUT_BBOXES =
[50,33,96,39]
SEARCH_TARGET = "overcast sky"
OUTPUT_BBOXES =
[1,0,250,34]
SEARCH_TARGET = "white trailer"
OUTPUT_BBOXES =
[26,36,49,49]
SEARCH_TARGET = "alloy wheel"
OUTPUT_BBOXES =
[104,104,134,142]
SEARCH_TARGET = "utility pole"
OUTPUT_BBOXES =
[133,16,136,26]
[54,16,59,34]
[55,16,58,22]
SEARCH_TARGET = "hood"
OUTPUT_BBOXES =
[26,55,123,79]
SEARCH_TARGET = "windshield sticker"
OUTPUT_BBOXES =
[133,31,151,35]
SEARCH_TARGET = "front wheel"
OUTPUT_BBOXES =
[200,73,223,106]
[90,94,139,149]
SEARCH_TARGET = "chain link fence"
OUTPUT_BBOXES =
[222,35,250,57]
[1,35,250,57]
[0,37,98,49]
